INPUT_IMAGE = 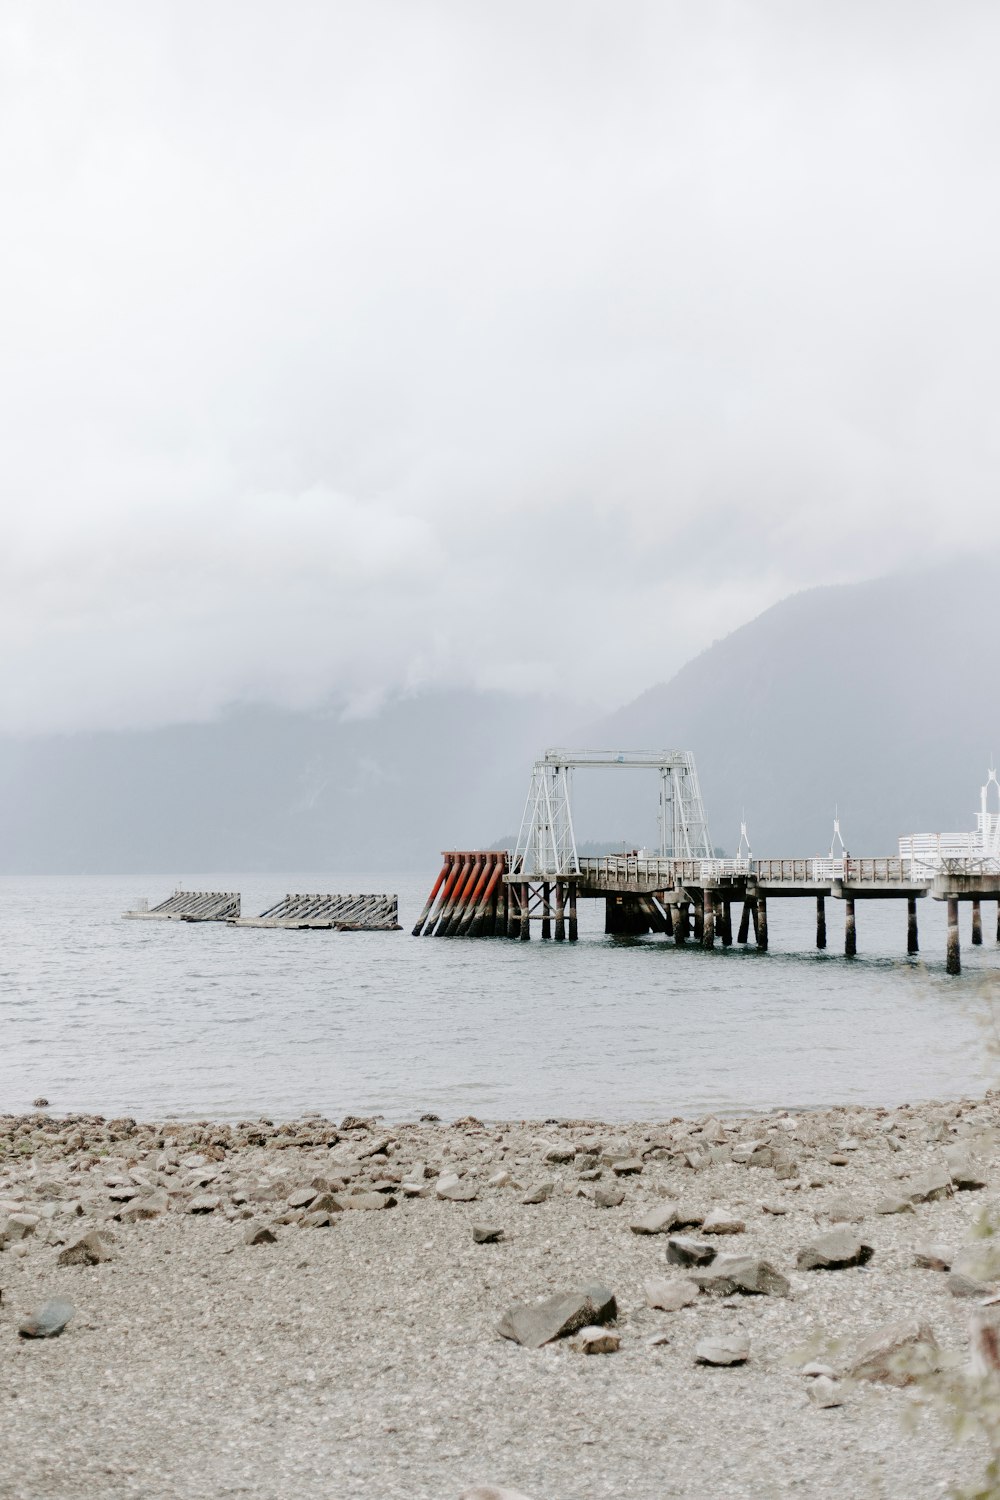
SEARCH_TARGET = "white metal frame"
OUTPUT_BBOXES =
[512,748,713,877]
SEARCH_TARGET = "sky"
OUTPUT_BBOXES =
[3,1,999,733]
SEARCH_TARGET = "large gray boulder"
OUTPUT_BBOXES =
[498,1284,617,1349]
[693,1254,790,1298]
[796,1230,874,1271]
[695,1333,750,1365]
[843,1318,939,1385]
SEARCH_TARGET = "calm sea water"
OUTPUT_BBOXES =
[1,874,997,1122]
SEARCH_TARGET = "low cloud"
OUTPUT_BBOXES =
[2,1,999,730]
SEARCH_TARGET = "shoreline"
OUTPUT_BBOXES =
[3,1094,1000,1498]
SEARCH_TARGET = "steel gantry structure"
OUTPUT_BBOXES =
[511,748,713,878]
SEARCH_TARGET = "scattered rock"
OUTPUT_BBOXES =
[337,1192,396,1211]
[695,1333,749,1366]
[287,1188,318,1210]
[498,1285,617,1349]
[18,1298,74,1339]
[693,1254,790,1298]
[521,1182,554,1206]
[472,1223,505,1244]
[594,1185,625,1209]
[2,1213,39,1241]
[544,1145,576,1164]
[808,1376,844,1408]
[437,1175,479,1203]
[843,1318,940,1385]
[57,1231,111,1266]
[914,1246,952,1272]
[796,1230,874,1271]
[701,1209,745,1235]
[118,1188,169,1221]
[665,1236,716,1268]
[644,1277,699,1311]
[800,1362,836,1378]
[611,1158,643,1177]
[944,1152,987,1191]
[906,1170,953,1205]
[300,1210,333,1228]
[948,1271,989,1299]
[573,1325,620,1354]
[874,1195,915,1216]
[630,1204,682,1235]
[244,1224,277,1245]
[187,1194,222,1215]
[31,1098,49,1109]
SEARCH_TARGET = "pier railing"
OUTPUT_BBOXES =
[572,854,921,887]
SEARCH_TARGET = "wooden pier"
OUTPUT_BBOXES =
[414,850,1000,971]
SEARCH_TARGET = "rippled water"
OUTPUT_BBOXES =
[1,874,998,1121]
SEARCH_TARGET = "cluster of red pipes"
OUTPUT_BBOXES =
[412,850,509,936]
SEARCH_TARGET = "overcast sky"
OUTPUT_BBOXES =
[2,1,999,733]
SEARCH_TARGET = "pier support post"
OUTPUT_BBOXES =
[567,882,578,942]
[845,898,856,957]
[721,900,732,947]
[755,895,768,952]
[816,895,827,950]
[541,882,551,940]
[996,899,1000,944]
[947,898,961,974]
[674,901,689,945]
[506,883,518,939]
[554,882,565,941]
[702,889,716,949]
[737,900,752,944]
[972,899,983,946]
[519,883,531,941]
[662,898,674,938]
[907,896,919,955]
[693,897,704,942]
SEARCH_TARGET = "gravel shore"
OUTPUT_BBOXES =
[3,1097,1000,1500]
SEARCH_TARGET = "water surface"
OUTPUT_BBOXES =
[1,874,996,1121]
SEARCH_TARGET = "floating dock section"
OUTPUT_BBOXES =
[236,893,401,930]
[123,891,240,922]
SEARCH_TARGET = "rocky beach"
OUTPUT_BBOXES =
[3,1097,1000,1499]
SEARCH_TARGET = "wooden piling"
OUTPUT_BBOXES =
[972,898,983,946]
[506,880,518,939]
[674,901,689,945]
[816,894,827,950]
[996,899,1000,944]
[720,899,732,947]
[737,900,752,944]
[693,897,704,942]
[554,881,565,941]
[567,882,578,942]
[947,897,961,974]
[519,882,531,941]
[755,895,768,951]
[702,890,716,949]
[907,896,919,955]
[845,898,856,957]
[541,882,552,940]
